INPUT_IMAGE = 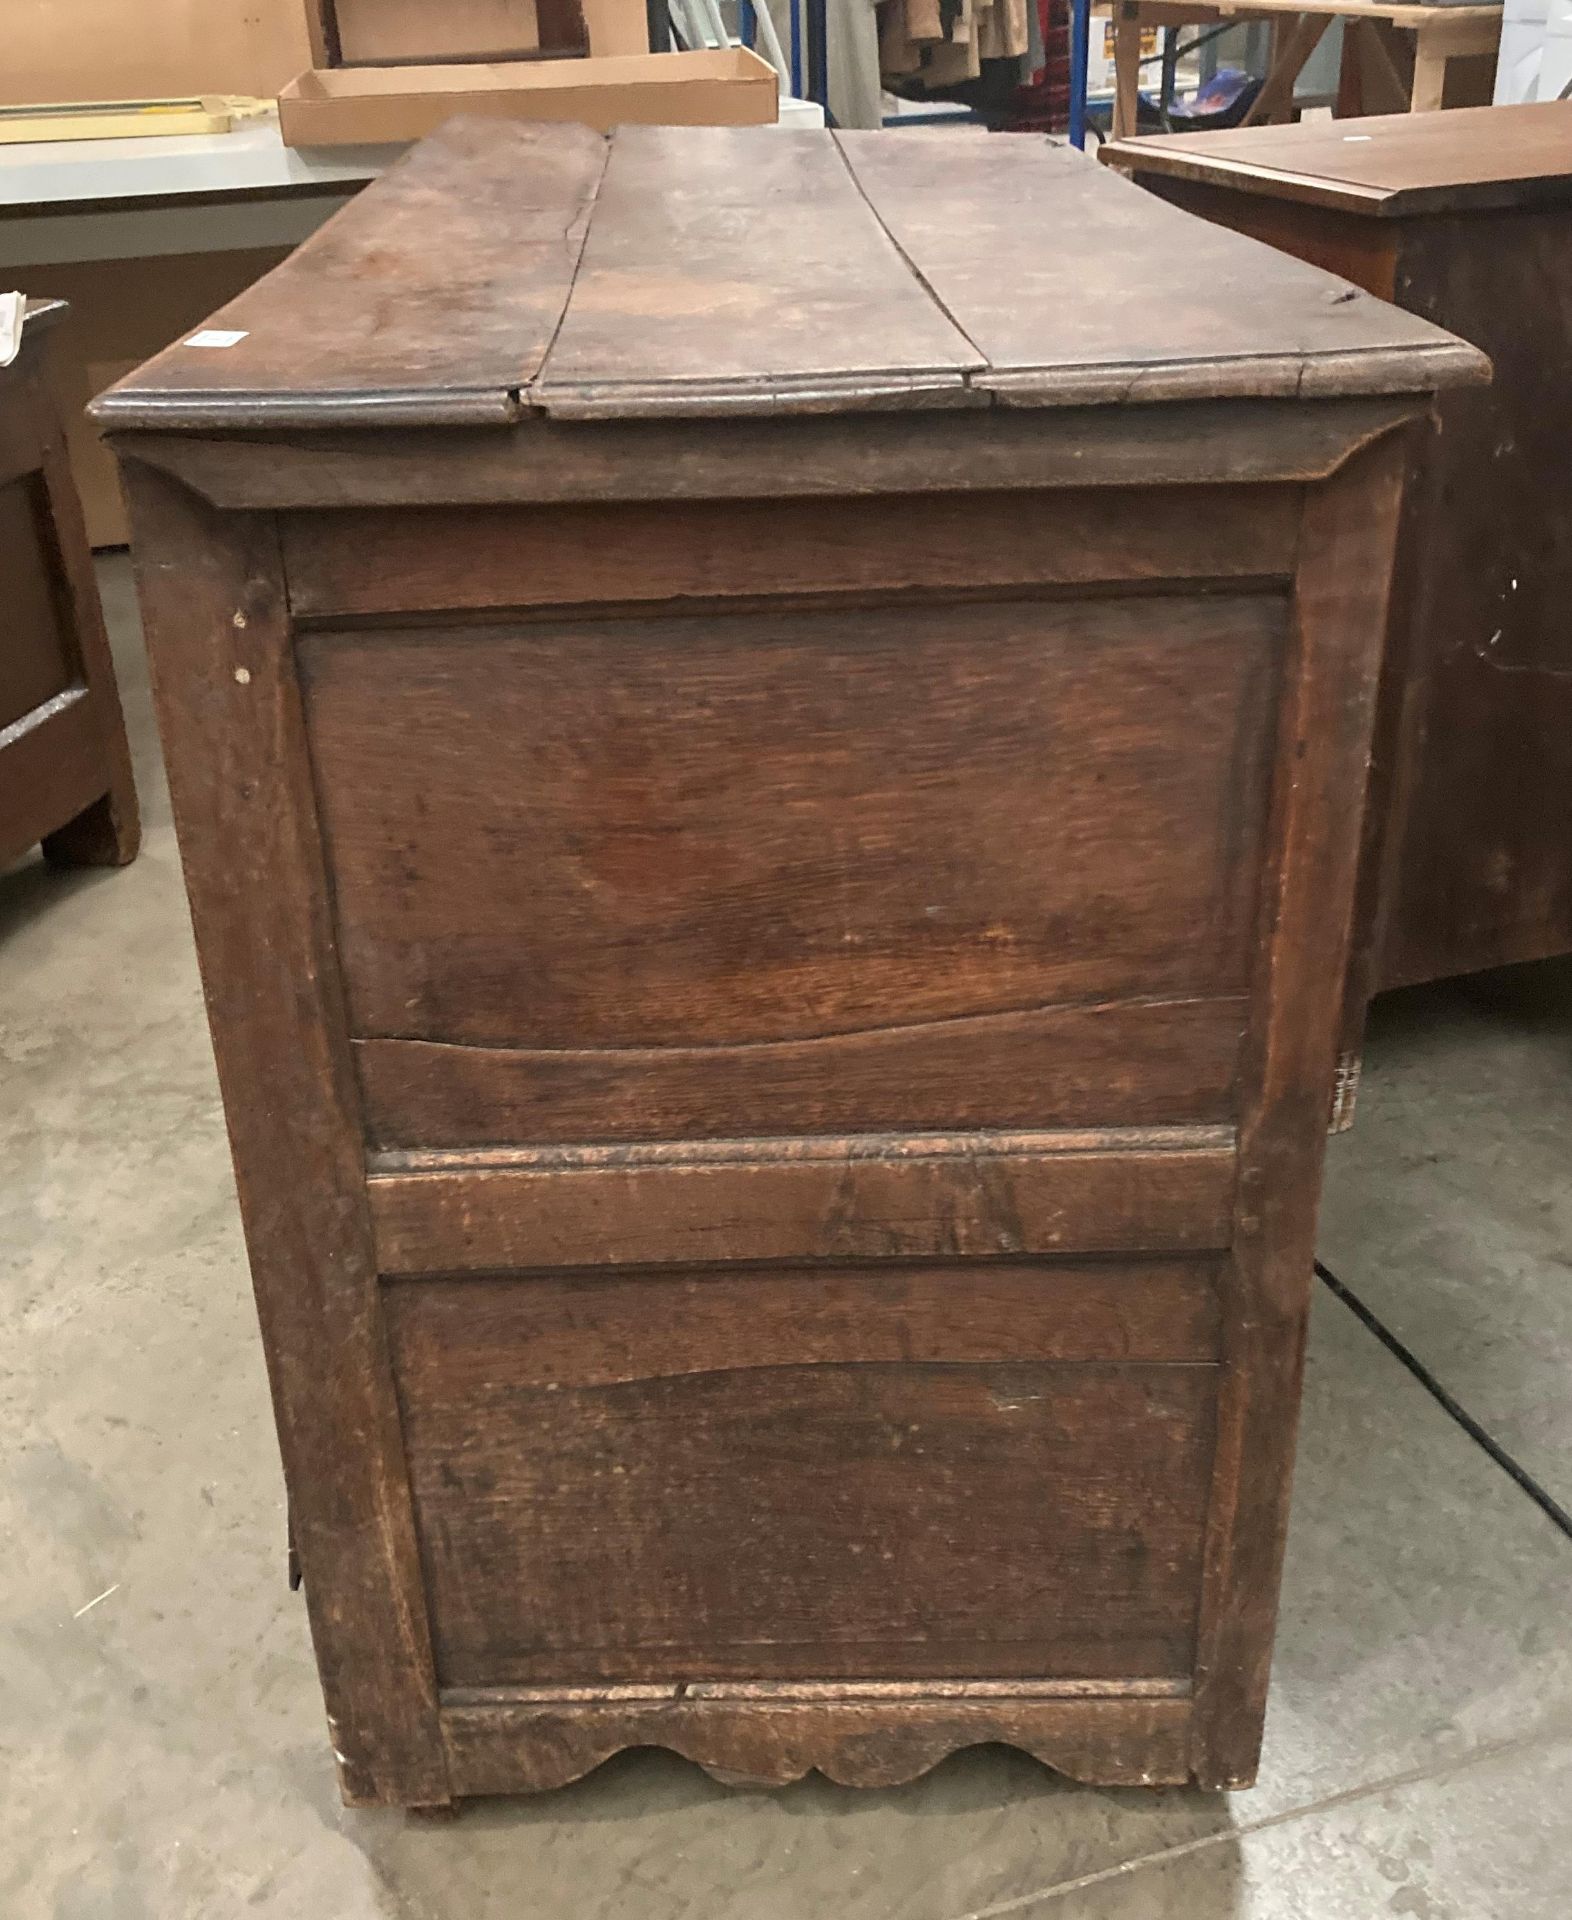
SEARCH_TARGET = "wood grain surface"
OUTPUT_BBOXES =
[1132,177,1401,302]
[94,120,1484,433]
[1379,208,1572,982]
[94,119,608,429]
[367,1130,1239,1272]
[839,128,1478,405]
[439,1692,1195,1792]
[300,595,1283,1051]
[1190,434,1407,1785]
[115,396,1423,511]
[280,484,1300,619]
[352,996,1248,1148]
[0,480,76,729]
[1105,101,1572,220]
[0,322,138,869]
[532,125,981,417]
[120,466,446,1807]
[388,1269,1218,1685]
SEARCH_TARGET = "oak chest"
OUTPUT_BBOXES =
[101,120,1481,1805]
[1107,102,1572,993]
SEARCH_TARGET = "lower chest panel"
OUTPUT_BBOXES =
[386,1259,1221,1689]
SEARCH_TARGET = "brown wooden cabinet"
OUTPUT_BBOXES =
[99,120,1480,1806]
[1106,102,1572,993]
[1,301,138,872]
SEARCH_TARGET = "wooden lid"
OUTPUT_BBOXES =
[96,118,1484,433]
[1104,102,1572,220]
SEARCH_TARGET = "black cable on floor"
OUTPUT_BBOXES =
[1315,1258,1572,1544]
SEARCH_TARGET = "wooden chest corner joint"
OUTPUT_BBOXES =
[108,121,1475,1807]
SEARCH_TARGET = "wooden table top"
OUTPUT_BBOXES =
[96,119,1483,434]
[1105,101,1572,217]
[1120,0,1500,25]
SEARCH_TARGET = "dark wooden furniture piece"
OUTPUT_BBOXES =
[1107,0,1501,142]
[1106,102,1572,995]
[1,300,138,872]
[99,120,1479,1806]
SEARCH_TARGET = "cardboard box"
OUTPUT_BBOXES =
[579,0,654,58]
[278,48,779,146]
[2,0,311,106]
[331,0,544,66]
[306,0,648,67]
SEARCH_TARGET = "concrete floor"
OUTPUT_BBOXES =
[4,558,1570,1919]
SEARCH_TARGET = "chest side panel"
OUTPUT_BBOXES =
[0,475,79,729]
[1135,175,1400,304]
[299,573,1285,1145]
[1382,208,1572,982]
[278,480,1303,1706]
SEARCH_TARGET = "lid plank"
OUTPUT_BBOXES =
[839,129,1484,405]
[1104,102,1572,219]
[532,125,983,419]
[96,118,608,431]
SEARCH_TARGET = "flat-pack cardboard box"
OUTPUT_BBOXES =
[278,47,778,145]
[307,0,643,66]
[282,0,774,145]
[329,0,546,66]
[3,0,310,105]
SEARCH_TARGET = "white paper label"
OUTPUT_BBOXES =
[0,292,25,369]
[185,329,249,349]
